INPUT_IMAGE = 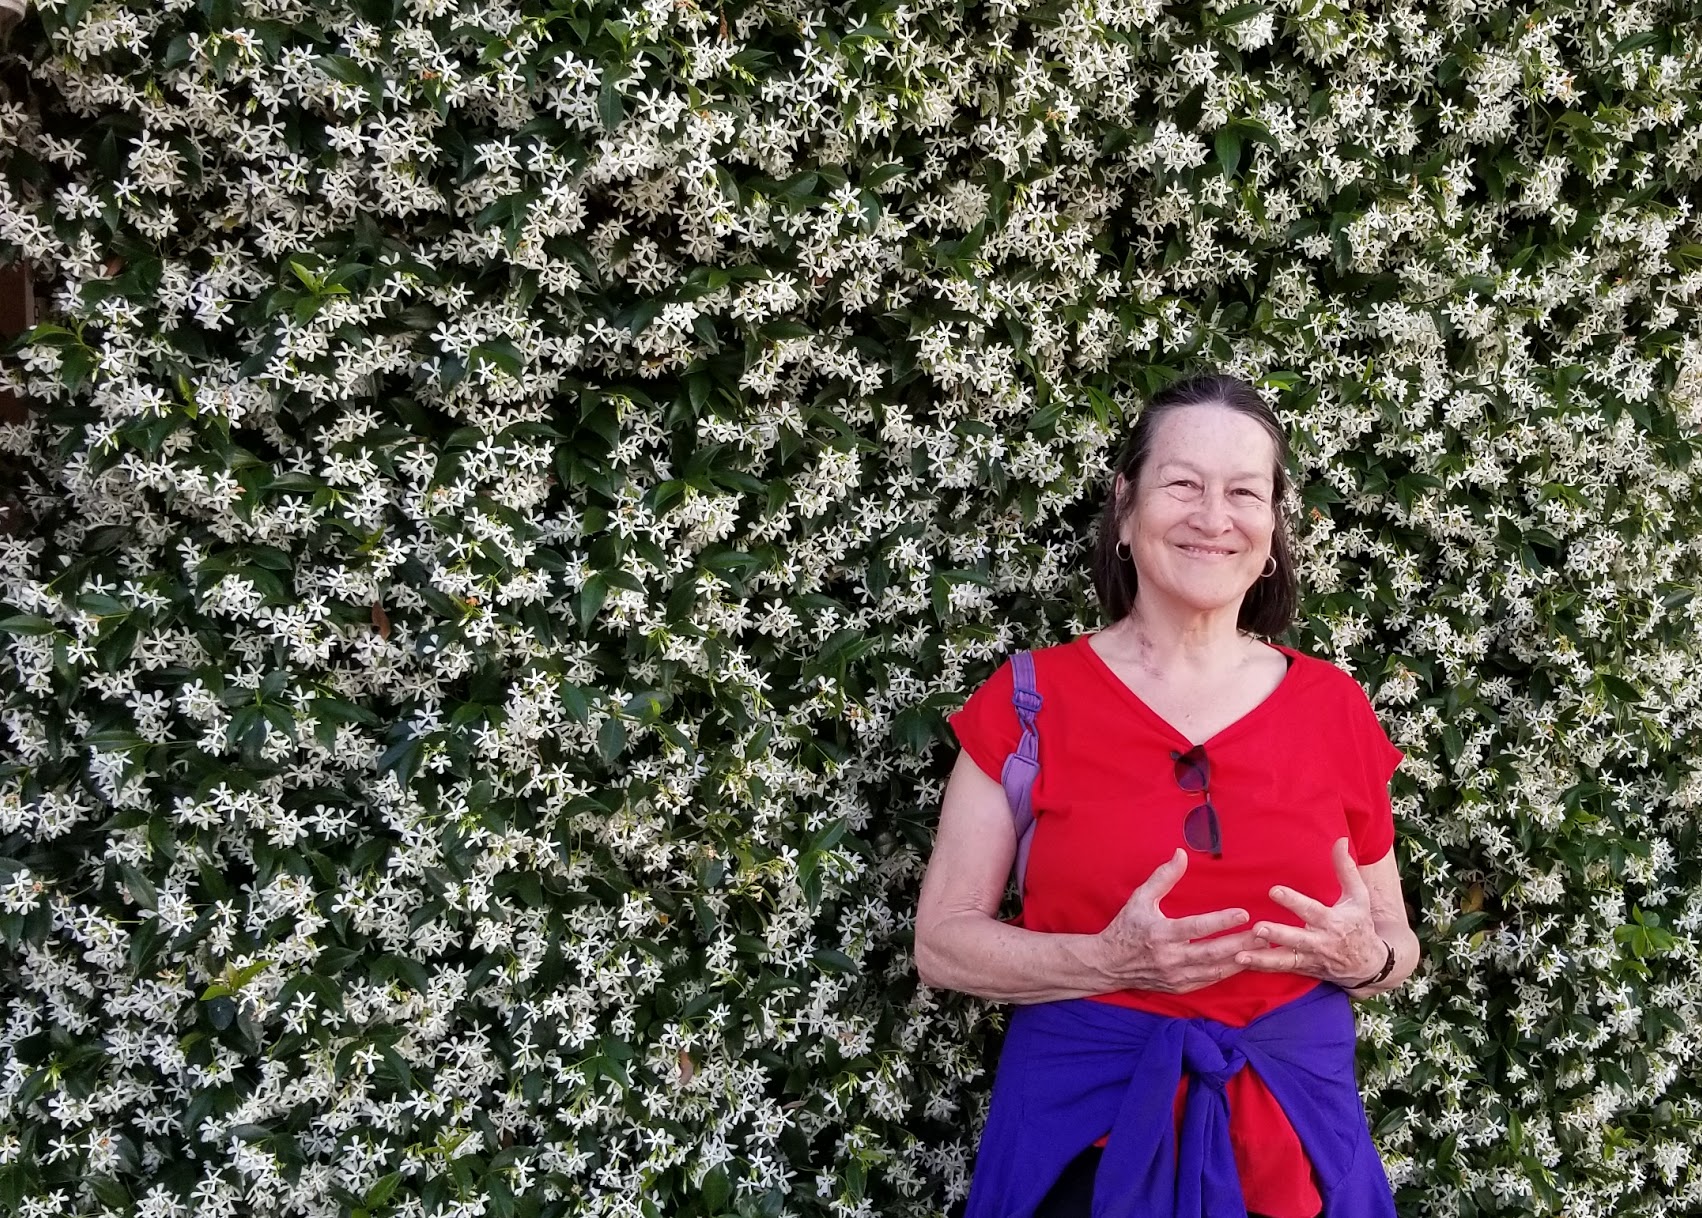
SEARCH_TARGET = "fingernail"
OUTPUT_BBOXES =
[1236,954,1250,965]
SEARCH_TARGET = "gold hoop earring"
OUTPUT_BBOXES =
[1115,540,1132,562]
[1261,555,1277,579]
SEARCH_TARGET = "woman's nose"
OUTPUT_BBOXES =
[1188,490,1235,531]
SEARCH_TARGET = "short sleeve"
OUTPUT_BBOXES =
[1340,678,1403,864]
[947,658,1020,784]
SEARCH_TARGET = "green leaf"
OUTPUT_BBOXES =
[0,614,55,635]
[231,960,270,989]
[1597,674,1642,704]
[75,592,128,617]
[577,574,609,631]
[84,728,145,751]
[1215,128,1242,179]
[120,865,158,911]
[1213,1,1267,23]
[845,1159,867,1201]
[862,161,907,190]
[811,948,859,975]
[287,259,322,291]
[703,1166,731,1211]
[597,716,627,763]
[599,74,625,130]
[470,339,525,375]
[89,1178,130,1209]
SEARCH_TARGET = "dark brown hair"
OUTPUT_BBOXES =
[1091,373,1297,636]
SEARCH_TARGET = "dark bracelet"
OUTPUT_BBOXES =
[1349,939,1397,990]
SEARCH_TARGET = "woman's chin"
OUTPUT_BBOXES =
[1143,578,1258,617]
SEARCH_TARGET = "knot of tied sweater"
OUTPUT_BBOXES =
[962,988,1399,1218]
[1182,1019,1247,1094]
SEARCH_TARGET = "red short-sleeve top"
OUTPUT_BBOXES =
[948,635,1402,1218]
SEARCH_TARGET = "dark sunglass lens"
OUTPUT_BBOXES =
[1172,746,1209,792]
[1184,803,1222,856]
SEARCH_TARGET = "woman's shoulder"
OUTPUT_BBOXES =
[1026,635,1092,660]
[1013,635,1103,680]
[988,635,1091,665]
[1269,643,1380,708]
[964,637,1097,701]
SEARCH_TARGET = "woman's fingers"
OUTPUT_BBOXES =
[1184,928,1265,959]
[1267,882,1333,924]
[1331,837,1370,901]
[1171,934,1266,990]
[1169,906,1250,941]
[1244,912,1380,984]
[1234,944,1310,972]
[1128,848,1189,910]
[1246,920,1316,951]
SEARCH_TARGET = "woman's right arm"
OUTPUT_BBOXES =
[914,751,1260,1003]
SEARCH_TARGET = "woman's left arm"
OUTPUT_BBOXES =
[1234,837,1420,997]
[1342,849,1420,997]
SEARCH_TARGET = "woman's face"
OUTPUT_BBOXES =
[1114,403,1279,619]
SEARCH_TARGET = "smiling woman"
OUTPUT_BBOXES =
[1092,374,1297,638]
[914,372,1419,1218]
[1122,415,1277,605]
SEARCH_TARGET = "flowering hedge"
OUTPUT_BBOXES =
[1,0,1701,1215]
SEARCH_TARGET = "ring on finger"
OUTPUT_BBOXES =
[1291,946,1301,969]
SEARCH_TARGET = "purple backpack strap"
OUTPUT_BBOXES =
[999,650,1042,893]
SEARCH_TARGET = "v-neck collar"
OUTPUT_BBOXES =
[1075,632,1299,749]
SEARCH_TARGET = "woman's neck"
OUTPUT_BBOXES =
[1102,599,1249,678]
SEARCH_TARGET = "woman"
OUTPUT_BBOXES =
[915,374,1418,1218]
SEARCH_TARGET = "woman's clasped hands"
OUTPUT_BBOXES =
[1091,848,1258,994]
[1092,838,1386,995]
[1236,837,1389,990]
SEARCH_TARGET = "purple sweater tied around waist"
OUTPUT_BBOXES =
[963,984,1397,1218]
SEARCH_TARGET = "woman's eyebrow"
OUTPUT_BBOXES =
[1154,461,1273,482]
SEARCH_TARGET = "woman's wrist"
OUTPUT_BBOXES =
[917,910,1145,1005]
[1346,938,1396,990]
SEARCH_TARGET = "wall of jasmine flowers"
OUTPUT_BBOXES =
[0,0,1699,1215]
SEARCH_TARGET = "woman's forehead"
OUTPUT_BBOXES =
[1145,404,1278,472]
